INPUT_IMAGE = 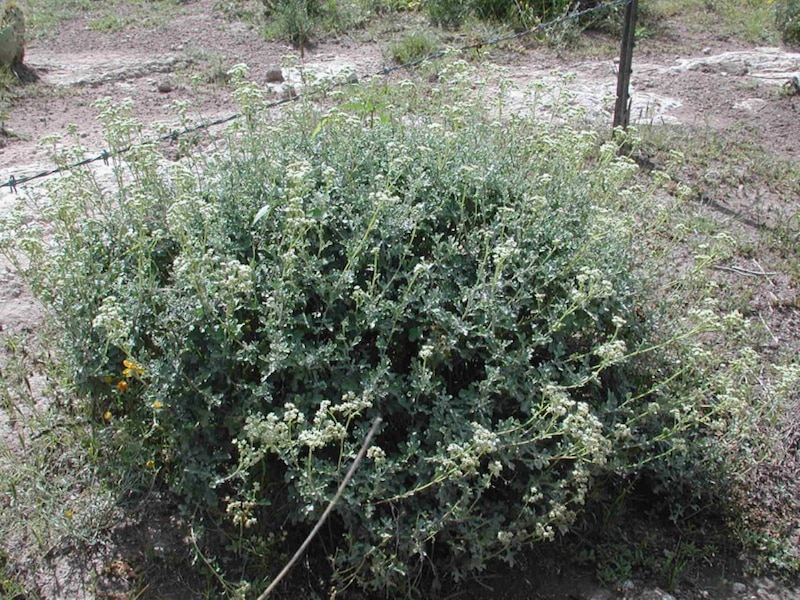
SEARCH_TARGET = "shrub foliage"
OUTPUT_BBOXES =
[2,69,713,594]
[424,0,573,29]
[774,0,800,45]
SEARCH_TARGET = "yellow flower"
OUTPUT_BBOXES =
[104,375,114,384]
[64,508,73,519]
[152,400,163,410]
[145,459,155,469]
[103,410,112,421]
[116,380,128,392]
[122,359,145,378]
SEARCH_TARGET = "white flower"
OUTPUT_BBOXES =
[471,423,499,454]
[92,295,130,347]
[418,344,435,361]
[497,530,513,544]
[367,445,387,466]
[595,340,627,364]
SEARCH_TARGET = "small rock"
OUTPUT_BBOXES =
[718,60,749,76]
[157,79,174,93]
[702,46,712,54]
[755,577,777,591]
[265,68,284,83]
[639,589,676,600]
[280,85,298,100]
[734,98,767,112]
[732,582,747,594]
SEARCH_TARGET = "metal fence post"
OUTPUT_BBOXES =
[613,0,638,130]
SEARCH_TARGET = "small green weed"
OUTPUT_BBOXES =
[0,551,30,599]
[387,31,437,63]
[0,330,127,595]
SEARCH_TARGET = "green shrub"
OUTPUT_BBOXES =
[266,0,316,46]
[424,0,571,30]
[774,0,800,45]
[260,0,372,47]
[424,0,469,27]
[387,31,437,63]
[1,68,725,595]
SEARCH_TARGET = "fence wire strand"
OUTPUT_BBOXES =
[1,0,629,193]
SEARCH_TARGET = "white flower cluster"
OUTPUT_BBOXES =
[244,392,374,455]
[448,442,480,476]
[496,530,513,544]
[535,521,555,542]
[471,422,500,454]
[166,194,219,238]
[285,160,313,189]
[226,498,257,529]
[524,485,544,504]
[92,295,130,348]
[436,422,502,479]
[594,339,627,365]
[570,266,615,304]
[366,445,387,466]
[171,250,253,311]
[418,344,435,362]
[543,385,612,467]
[368,190,400,208]
[493,237,519,264]
[298,420,346,450]
[221,259,253,297]
[386,141,412,173]
[543,384,576,417]
[563,407,611,467]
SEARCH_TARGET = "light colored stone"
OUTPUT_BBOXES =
[734,98,768,112]
[26,51,191,87]
[668,48,800,85]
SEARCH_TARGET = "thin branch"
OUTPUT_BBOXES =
[711,265,779,277]
[257,416,383,600]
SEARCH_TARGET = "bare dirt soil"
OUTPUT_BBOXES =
[1,1,799,598]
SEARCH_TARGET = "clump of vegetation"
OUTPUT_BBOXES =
[261,0,374,47]
[387,30,437,63]
[774,0,800,45]
[1,62,769,596]
[424,0,569,29]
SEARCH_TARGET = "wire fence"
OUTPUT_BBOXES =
[1,0,631,194]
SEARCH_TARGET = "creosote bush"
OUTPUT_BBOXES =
[0,66,747,595]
